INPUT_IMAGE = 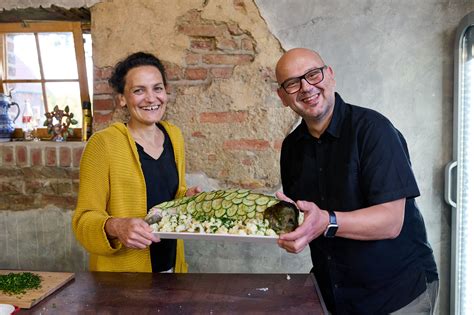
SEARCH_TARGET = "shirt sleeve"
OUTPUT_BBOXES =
[358,115,420,205]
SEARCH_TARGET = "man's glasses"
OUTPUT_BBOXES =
[279,66,328,94]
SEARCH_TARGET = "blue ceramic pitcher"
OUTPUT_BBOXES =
[0,93,20,141]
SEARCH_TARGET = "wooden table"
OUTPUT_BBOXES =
[20,272,328,314]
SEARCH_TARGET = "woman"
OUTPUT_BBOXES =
[73,52,198,272]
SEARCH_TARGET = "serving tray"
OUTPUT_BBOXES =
[154,231,279,243]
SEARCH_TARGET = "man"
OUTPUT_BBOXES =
[274,48,438,314]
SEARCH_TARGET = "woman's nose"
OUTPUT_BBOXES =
[144,90,155,102]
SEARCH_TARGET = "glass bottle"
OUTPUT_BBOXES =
[22,100,33,141]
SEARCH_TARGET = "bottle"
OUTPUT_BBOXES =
[22,100,34,141]
[82,101,93,141]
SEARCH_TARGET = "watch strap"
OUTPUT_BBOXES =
[324,210,338,238]
[328,210,337,224]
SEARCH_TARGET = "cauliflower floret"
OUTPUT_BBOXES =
[154,206,280,237]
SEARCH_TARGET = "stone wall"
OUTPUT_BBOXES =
[0,142,88,271]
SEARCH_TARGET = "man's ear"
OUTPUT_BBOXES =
[277,88,289,107]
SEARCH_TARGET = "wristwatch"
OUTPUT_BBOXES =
[324,210,338,238]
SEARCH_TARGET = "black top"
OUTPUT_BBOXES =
[136,123,178,272]
[280,93,438,315]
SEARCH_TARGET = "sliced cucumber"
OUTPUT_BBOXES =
[255,196,270,206]
[215,208,226,218]
[202,201,212,213]
[227,206,238,217]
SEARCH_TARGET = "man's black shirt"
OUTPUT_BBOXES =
[280,93,438,314]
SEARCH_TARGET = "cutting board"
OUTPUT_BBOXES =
[0,270,74,309]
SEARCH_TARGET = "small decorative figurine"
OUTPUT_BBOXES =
[44,105,78,141]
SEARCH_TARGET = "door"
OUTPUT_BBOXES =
[445,10,474,315]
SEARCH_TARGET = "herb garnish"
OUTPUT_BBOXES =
[0,272,42,295]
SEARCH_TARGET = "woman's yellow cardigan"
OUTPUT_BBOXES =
[72,122,188,272]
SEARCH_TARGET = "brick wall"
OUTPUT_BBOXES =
[0,142,84,211]
[92,8,257,131]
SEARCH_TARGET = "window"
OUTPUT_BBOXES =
[0,21,92,140]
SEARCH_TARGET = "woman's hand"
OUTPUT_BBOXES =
[186,186,202,197]
[105,217,160,249]
[275,191,328,254]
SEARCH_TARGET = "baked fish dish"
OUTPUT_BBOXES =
[145,189,301,236]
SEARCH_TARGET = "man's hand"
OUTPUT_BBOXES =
[105,217,160,249]
[275,191,328,254]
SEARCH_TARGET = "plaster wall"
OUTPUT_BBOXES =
[255,1,474,314]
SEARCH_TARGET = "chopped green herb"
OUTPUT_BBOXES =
[0,272,42,295]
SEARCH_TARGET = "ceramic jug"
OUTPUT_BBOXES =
[0,93,20,141]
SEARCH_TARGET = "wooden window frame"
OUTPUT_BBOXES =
[0,21,90,140]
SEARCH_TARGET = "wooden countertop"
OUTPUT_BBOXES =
[20,272,328,314]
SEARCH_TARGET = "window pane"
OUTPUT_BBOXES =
[45,82,82,127]
[5,33,41,80]
[6,82,45,129]
[39,32,78,80]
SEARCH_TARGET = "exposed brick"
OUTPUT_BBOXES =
[70,169,80,180]
[166,84,176,96]
[241,38,254,51]
[0,180,23,194]
[164,63,183,81]
[94,67,113,80]
[191,131,206,138]
[73,147,84,167]
[228,23,244,36]
[0,194,36,210]
[185,53,201,65]
[223,139,270,151]
[24,179,44,194]
[241,158,254,166]
[23,166,70,179]
[190,38,215,50]
[2,146,14,166]
[178,24,227,37]
[40,195,77,210]
[31,147,43,166]
[59,147,71,167]
[185,68,208,80]
[202,54,254,65]
[93,111,114,125]
[210,67,234,79]
[50,180,73,195]
[45,147,57,166]
[239,180,264,190]
[94,81,113,95]
[16,145,28,167]
[216,38,238,50]
[93,98,115,111]
[200,111,247,123]
[0,168,23,177]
